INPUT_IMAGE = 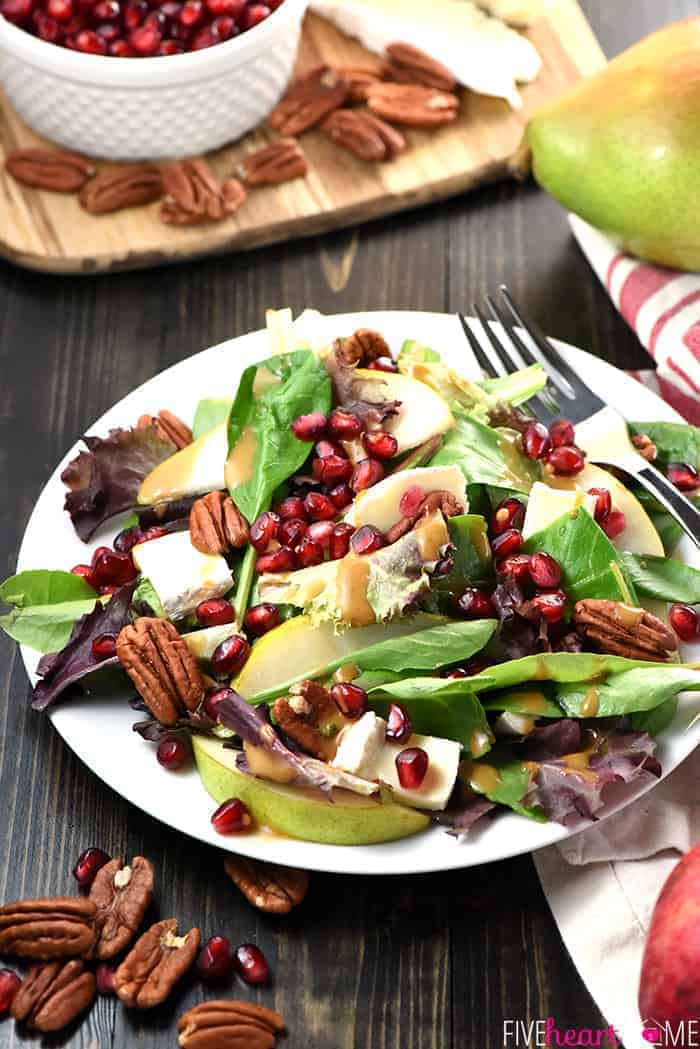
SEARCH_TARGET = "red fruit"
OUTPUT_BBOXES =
[669,604,700,643]
[110,38,136,53]
[95,964,115,995]
[330,682,368,719]
[329,522,354,560]
[294,535,324,568]
[522,422,551,461]
[159,33,183,51]
[240,3,270,29]
[587,487,612,523]
[203,686,235,720]
[129,21,161,51]
[92,545,112,566]
[385,703,412,743]
[547,445,586,476]
[367,357,397,373]
[490,528,522,559]
[157,735,190,770]
[211,634,250,677]
[244,603,281,638]
[211,797,252,834]
[73,847,110,888]
[0,970,21,1015]
[91,632,117,660]
[314,438,344,460]
[395,747,429,789]
[399,485,425,518]
[362,431,398,461]
[197,599,235,627]
[233,942,269,985]
[312,453,353,486]
[303,491,336,522]
[277,496,306,521]
[306,520,334,550]
[99,584,118,597]
[529,589,567,624]
[350,524,386,555]
[351,457,384,492]
[277,517,307,548]
[250,510,280,551]
[327,409,362,441]
[667,462,700,492]
[47,0,73,19]
[211,14,234,37]
[144,8,165,28]
[529,552,561,589]
[71,564,97,589]
[496,553,531,582]
[457,588,495,619]
[92,550,137,587]
[34,12,61,38]
[205,0,243,13]
[197,935,233,982]
[123,0,147,27]
[0,0,31,23]
[93,0,119,17]
[74,27,108,50]
[549,418,575,448]
[600,509,626,540]
[178,0,202,22]
[192,26,217,47]
[290,411,327,442]
[256,547,296,574]
[328,483,353,510]
[491,496,525,536]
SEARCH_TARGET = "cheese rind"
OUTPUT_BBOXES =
[132,531,233,621]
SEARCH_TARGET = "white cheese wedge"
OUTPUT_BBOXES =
[138,423,227,505]
[346,465,467,533]
[132,531,233,621]
[184,622,240,662]
[331,712,387,778]
[310,0,542,107]
[374,732,462,811]
[521,481,598,541]
[475,0,546,26]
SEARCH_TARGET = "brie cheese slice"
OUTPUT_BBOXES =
[132,531,233,621]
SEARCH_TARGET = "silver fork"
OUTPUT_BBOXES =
[458,285,700,547]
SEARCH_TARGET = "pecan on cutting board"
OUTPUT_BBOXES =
[115,918,200,1008]
[89,856,154,960]
[116,618,204,725]
[178,999,285,1049]
[322,108,406,163]
[385,42,457,92]
[336,64,387,103]
[224,855,309,914]
[160,158,246,226]
[5,148,95,192]
[366,82,459,128]
[190,491,249,555]
[268,65,349,136]
[11,960,95,1032]
[0,897,96,960]
[79,165,163,215]
[238,139,309,187]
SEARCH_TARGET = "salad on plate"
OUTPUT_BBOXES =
[3,308,700,848]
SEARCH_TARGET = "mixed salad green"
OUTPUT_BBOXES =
[3,309,700,847]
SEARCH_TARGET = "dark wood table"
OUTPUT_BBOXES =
[1,2,698,1044]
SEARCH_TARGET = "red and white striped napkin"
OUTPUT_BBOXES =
[569,214,700,425]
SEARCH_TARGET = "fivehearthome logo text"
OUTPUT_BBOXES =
[503,1017,700,1047]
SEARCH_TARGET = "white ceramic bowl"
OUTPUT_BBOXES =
[0,0,308,160]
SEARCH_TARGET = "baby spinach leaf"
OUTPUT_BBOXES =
[439,515,493,591]
[430,411,538,494]
[481,685,563,719]
[370,686,493,755]
[479,364,547,406]
[132,577,166,618]
[0,570,99,653]
[468,651,670,692]
[555,665,700,718]
[631,696,678,736]
[460,750,544,821]
[630,421,700,468]
[621,552,700,604]
[192,398,232,441]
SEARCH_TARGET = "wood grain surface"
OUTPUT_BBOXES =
[0,0,603,274]
[1,1,699,1046]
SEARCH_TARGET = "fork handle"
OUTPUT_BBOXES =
[634,465,700,547]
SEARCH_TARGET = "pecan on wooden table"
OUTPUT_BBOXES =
[268,65,349,136]
[224,855,309,914]
[137,409,192,450]
[89,856,154,960]
[79,165,163,215]
[573,599,678,661]
[385,42,458,92]
[0,897,97,960]
[116,618,204,725]
[5,148,95,192]
[178,999,285,1049]
[190,491,249,555]
[366,82,460,128]
[160,158,246,226]
[238,139,309,187]
[322,108,406,163]
[11,960,95,1032]
[336,64,387,103]
[115,918,200,1009]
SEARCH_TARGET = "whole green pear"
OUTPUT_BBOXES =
[526,18,700,270]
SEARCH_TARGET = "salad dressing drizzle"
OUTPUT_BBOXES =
[580,687,600,718]
[224,425,257,488]
[336,554,375,627]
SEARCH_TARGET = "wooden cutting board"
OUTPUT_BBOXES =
[0,1,604,274]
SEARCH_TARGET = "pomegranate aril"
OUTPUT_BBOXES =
[211,14,234,36]
[277,517,307,548]
[367,356,397,373]
[211,797,252,834]
[256,547,296,574]
[93,549,137,587]
[529,552,561,589]
[240,2,270,29]
[234,942,269,985]
[211,635,250,677]
[244,603,281,638]
[601,510,626,540]
[197,935,233,982]
[306,520,334,550]
[250,511,280,551]
[203,685,235,720]
[350,524,386,555]
[277,496,307,521]
[71,563,97,589]
[157,736,190,770]
[327,409,362,441]
[314,438,344,460]
[74,27,108,50]
[362,431,398,461]
[386,702,412,743]
[312,453,353,486]
[0,0,32,22]
[496,553,531,582]
[110,38,136,53]
[330,682,368,719]
[95,964,116,996]
[303,491,336,522]
[328,483,353,510]
[291,412,327,442]
[0,970,21,1015]
[99,584,118,596]
[123,0,147,27]
[191,23,216,44]
[457,587,495,619]
[491,496,525,536]
[92,632,117,660]
[140,526,169,543]
[529,588,567,624]
[523,422,551,461]
[92,0,119,17]
[549,418,575,448]
[667,462,700,492]
[351,457,384,492]
[547,445,586,476]
[73,847,111,888]
[92,545,112,567]
[47,0,73,19]
[588,487,612,523]
[294,535,324,568]
[330,522,354,560]
[205,0,243,12]
[129,22,161,51]
[395,747,429,789]
[35,12,61,38]
[669,604,700,643]
[399,485,425,518]
[490,528,522,559]
[196,599,235,628]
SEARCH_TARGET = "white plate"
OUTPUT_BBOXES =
[16,310,700,875]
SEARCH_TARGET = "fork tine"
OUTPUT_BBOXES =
[472,302,518,377]
[457,312,503,379]
[485,294,561,418]
[498,286,582,401]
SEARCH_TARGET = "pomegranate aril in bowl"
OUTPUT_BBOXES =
[395,747,429,790]
[197,935,233,982]
[211,797,252,834]
[328,483,352,511]
[496,553,531,582]
[196,598,235,627]
[367,357,397,373]
[244,603,281,637]
[234,942,269,985]
[73,846,111,888]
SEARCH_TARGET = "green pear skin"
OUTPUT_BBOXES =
[193,736,430,846]
[526,18,700,270]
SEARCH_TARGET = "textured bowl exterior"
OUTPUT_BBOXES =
[0,0,307,159]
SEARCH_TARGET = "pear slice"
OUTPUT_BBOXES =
[138,423,227,505]
[184,623,240,662]
[193,735,430,845]
[522,482,598,541]
[351,369,454,454]
[346,465,467,533]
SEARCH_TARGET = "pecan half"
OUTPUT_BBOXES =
[238,138,308,187]
[268,65,349,136]
[190,491,249,555]
[116,618,205,725]
[322,108,406,162]
[178,999,285,1049]
[385,42,457,92]
[334,328,391,367]
[386,489,464,543]
[90,856,154,960]
[632,433,657,462]
[336,64,386,103]
[137,409,192,450]
[272,679,335,759]
[224,856,308,914]
[5,148,95,192]
[79,164,163,215]
[367,82,459,128]
[0,897,96,960]
[115,918,200,1009]
[11,960,95,1032]
[574,599,678,661]
[160,159,246,226]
